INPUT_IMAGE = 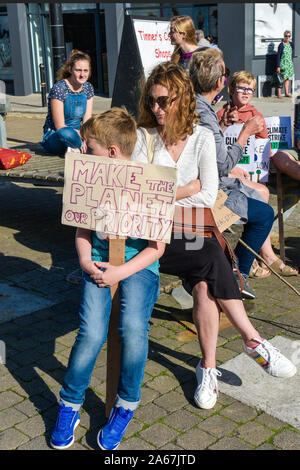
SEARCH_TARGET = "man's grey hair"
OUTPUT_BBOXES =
[189,48,224,94]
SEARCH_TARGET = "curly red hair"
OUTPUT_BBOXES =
[137,62,199,145]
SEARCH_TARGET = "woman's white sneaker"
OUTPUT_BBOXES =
[194,360,222,409]
[243,338,297,378]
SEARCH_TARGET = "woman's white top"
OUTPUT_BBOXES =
[131,125,218,208]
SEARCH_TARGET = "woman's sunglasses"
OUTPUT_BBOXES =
[145,95,177,110]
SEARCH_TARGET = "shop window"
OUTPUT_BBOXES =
[0,7,13,93]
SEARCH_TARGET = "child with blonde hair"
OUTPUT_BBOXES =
[50,107,165,450]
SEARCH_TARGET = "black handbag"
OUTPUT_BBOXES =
[272,71,284,88]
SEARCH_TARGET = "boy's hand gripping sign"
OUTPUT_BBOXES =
[61,153,178,243]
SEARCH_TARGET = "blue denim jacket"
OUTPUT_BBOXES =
[43,80,94,134]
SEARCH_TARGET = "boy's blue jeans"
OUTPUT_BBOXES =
[42,127,82,155]
[234,197,274,277]
[60,268,160,409]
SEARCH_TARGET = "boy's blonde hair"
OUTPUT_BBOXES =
[81,107,137,156]
[228,71,257,95]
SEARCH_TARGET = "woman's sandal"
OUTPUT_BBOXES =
[269,259,298,277]
[249,259,271,278]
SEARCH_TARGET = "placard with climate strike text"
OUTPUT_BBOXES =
[223,124,271,182]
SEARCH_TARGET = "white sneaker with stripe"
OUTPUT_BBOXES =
[243,338,297,378]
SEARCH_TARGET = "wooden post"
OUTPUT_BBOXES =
[105,236,125,417]
[276,169,285,262]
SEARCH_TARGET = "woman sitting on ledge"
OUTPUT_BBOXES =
[42,50,94,156]
[131,61,296,411]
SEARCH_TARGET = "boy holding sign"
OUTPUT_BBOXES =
[51,108,165,450]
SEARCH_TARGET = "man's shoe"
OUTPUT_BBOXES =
[97,406,133,450]
[233,271,256,299]
[50,403,80,449]
[243,338,297,378]
[194,360,222,409]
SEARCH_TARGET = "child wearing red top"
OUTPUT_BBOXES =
[217,71,269,140]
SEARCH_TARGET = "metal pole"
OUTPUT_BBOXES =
[39,64,47,107]
[49,3,66,80]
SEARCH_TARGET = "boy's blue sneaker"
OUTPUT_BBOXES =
[97,406,133,450]
[50,403,80,450]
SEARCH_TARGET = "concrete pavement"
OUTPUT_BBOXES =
[0,93,300,451]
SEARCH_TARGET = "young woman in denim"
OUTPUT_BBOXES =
[42,50,94,155]
[50,109,165,451]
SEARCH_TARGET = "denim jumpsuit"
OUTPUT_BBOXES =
[42,81,91,155]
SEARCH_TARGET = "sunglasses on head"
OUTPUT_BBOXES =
[145,95,177,110]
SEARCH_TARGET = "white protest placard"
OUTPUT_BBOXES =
[253,138,271,182]
[132,18,174,78]
[61,153,177,244]
[265,116,292,156]
[224,123,255,165]
[223,124,271,182]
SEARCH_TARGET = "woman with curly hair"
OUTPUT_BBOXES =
[42,50,94,156]
[132,61,296,411]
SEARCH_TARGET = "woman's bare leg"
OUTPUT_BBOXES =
[192,282,263,368]
[217,298,262,345]
[284,79,292,97]
[242,177,297,272]
[192,281,220,368]
[272,150,300,181]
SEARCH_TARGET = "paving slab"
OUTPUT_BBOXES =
[218,336,300,430]
[0,282,56,323]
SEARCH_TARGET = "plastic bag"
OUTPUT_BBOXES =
[272,71,285,88]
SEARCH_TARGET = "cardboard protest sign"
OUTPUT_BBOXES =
[61,153,177,244]
[223,124,270,182]
[265,116,292,155]
[212,189,240,232]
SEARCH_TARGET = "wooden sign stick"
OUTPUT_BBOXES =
[105,236,126,417]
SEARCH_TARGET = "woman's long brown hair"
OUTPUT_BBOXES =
[137,61,200,145]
